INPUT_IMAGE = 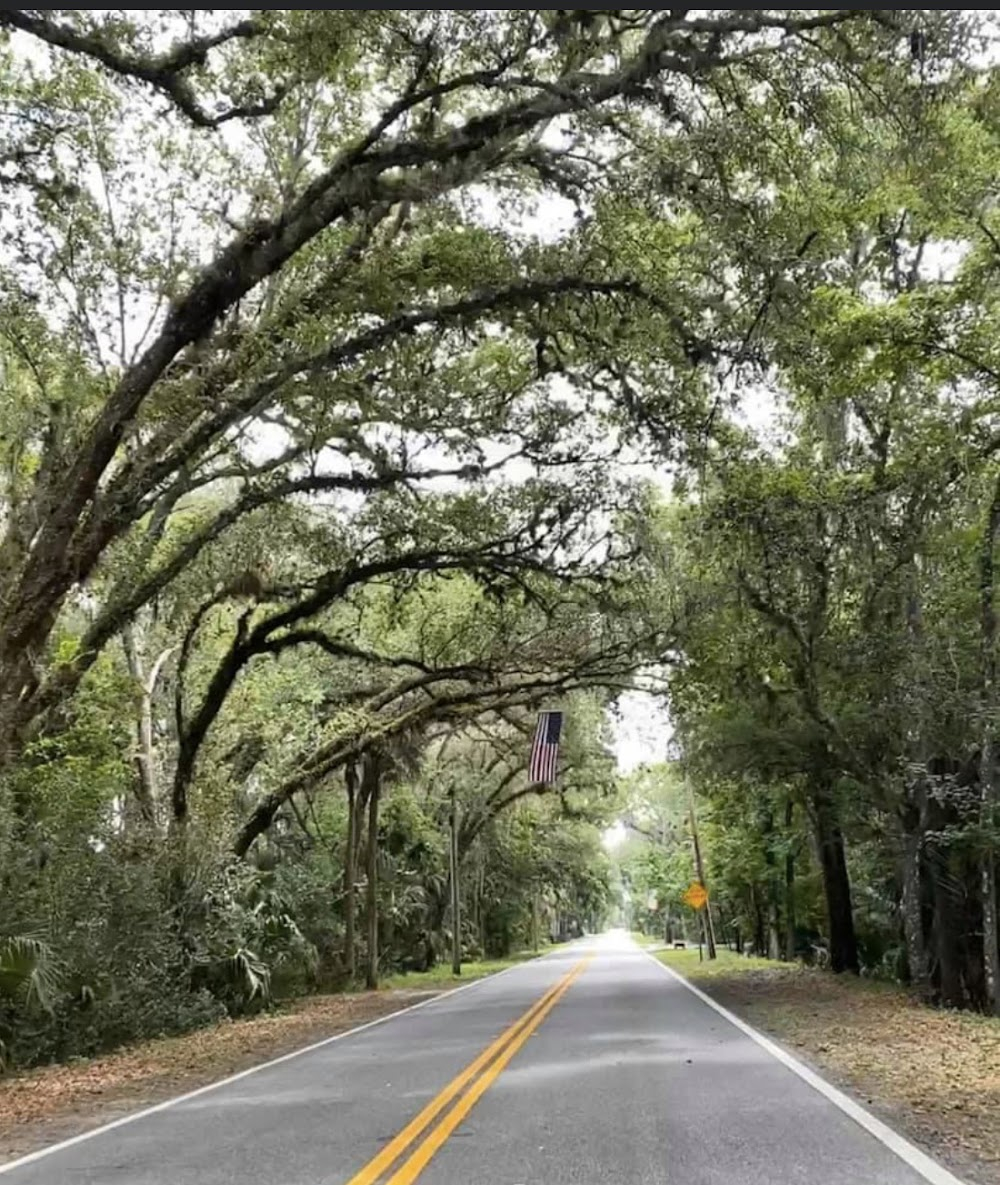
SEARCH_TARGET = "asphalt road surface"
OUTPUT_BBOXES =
[0,932,964,1185]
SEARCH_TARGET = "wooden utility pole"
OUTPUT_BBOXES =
[343,763,358,981]
[449,784,461,976]
[687,775,716,960]
[364,769,380,990]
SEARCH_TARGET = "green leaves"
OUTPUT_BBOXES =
[0,933,63,1068]
[1,6,996,1061]
[0,934,61,1014]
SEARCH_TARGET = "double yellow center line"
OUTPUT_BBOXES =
[346,955,591,1185]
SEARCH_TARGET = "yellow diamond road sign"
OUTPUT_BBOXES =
[683,882,708,911]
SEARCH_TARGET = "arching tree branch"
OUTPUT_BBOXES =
[0,11,284,128]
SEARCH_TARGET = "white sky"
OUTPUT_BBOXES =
[612,689,672,773]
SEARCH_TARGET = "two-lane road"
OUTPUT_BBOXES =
[0,933,965,1185]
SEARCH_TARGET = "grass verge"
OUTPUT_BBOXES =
[654,947,1000,1185]
[380,948,542,990]
[658,948,780,977]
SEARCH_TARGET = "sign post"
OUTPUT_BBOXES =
[686,776,717,960]
[683,881,710,962]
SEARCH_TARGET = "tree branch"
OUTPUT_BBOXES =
[0,11,284,128]
[234,658,639,857]
[175,530,579,816]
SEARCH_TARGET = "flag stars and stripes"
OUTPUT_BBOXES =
[529,710,563,784]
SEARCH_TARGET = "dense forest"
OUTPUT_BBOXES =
[2,9,1000,1072]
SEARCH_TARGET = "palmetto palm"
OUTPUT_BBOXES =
[0,934,62,1068]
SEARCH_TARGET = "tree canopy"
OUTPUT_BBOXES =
[6,8,1000,1068]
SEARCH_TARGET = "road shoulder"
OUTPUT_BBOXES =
[649,946,1000,1185]
[0,944,556,1170]
[0,988,442,1166]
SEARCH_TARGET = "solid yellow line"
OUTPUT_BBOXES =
[384,956,591,1185]
[344,961,583,1185]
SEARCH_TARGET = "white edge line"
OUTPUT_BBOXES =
[0,950,561,1177]
[637,945,969,1185]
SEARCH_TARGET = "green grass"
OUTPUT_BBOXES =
[629,931,664,949]
[380,949,543,991]
[656,947,782,980]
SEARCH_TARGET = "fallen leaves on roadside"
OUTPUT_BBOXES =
[0,988,435,1163]
[664,953,1000,1185]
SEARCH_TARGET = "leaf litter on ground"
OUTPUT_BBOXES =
[659,949,1000,1185]
[0,950,540,1164]
[0,988,435,1164]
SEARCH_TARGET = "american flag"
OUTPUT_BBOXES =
[529,710,563,784]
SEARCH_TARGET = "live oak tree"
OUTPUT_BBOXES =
[185,565,641,988]
[0,8,908,769]
[648,33,1000,1004]
[224,546,668,851]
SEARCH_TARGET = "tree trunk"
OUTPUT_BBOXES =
[478,863,487,957]
[761,807,781,960]
[901,571,932,996]
[768,903,782,961]
[121,628,174,829]
[364,758,381,991]
[961,880,988,1010]
[122,627,156,825]
[751,887,766,956]
[784,799,797,962]
[383,890,396,965]
[813,783,859,974]
[924,765,977,1010]
[980,472,1000,1015]
[931,873,966,1009]
[343,764,358,982]
[715,903,728,950]
[899,789,930,996]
